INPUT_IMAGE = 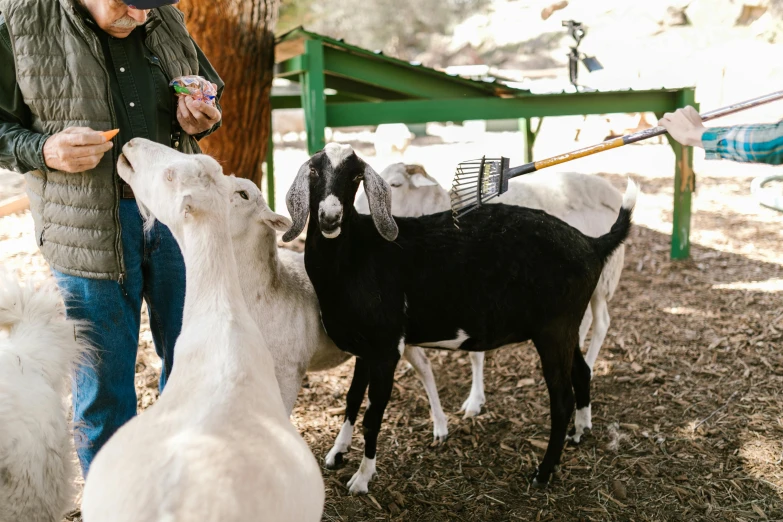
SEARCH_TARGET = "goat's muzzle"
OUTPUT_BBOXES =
[318,194,343,238]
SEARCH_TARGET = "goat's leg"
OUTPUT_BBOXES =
[531,335,575,488]
[277,363,307,417]
[403,345,448,442]
[347,356,398,495]
[567,345,592,444]
[459,351,486,418]
[325,357,370,469]
[584,295,610,371]
[578,305,593,349]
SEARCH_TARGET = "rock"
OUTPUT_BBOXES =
[664,5,689,26]
[612,479,628,500]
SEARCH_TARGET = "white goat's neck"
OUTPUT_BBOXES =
[179,210,252,345]
[235,225,282,296]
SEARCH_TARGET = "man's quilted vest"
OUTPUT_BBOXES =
[0,0,201,280]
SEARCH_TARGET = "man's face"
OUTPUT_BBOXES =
[81,0,149,38]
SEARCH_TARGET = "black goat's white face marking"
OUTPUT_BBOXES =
[324,143,353,169]
[318,194,343,238]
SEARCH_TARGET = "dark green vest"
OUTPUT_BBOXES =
[1,0,201,279]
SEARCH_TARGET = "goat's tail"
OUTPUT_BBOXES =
[592,178,637,264]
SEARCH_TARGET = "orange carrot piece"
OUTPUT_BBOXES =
[100,129,119,141]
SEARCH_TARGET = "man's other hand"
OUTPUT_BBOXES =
[177,95,221,136]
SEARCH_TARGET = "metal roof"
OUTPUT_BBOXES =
[274,26,529,100]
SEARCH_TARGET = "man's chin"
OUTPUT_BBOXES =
[106,28,134,38]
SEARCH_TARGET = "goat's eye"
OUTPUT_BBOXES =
[165,171,173,182]
[389,182,402,188]
[353,174,364,183]
[238,191,249,200]
[309,167,317,176]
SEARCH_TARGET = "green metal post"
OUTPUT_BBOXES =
[669,88,697,260]
[266,111,275,211]
[519,117,542,162]
[519,118,530,162]
[301,39,326,155]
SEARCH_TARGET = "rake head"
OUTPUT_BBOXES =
[450,156,509,224]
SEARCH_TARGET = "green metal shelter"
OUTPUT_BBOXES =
[269,27,697,260]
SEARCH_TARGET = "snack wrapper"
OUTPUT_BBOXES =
[170,75,217,106]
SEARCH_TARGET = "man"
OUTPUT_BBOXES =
[0,0,224,476]
[659,106,783,165]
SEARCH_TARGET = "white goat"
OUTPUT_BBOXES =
[81,139,324,522]
[356,164,625,431]
[227,176,450,442]
[373,123,414,159]
[0,271,85,522]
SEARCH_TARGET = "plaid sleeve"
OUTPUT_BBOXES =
[701,120,783,165]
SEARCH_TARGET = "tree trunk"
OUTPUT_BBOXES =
[177,0,279,187]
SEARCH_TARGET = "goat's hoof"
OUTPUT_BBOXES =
[347,470,374,495]
[324,451,345,469]
[432,421,449,445]
[566,426,591,445]
[531,477,549,489]
[530,468,551,489]
[459,396,485,419]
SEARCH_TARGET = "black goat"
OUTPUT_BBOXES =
[283,143,635,494]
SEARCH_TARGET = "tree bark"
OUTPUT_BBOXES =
[177,0,279,187]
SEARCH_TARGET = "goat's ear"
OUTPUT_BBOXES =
[362,160,399,241]
[409,173,438,188]
[404,164,427,176]
[259,210,293,232]
[282,160,311,242]
[180,194,194,217]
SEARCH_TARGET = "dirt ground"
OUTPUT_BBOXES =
[2,133,782,522]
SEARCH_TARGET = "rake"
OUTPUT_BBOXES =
[450,89,783,224]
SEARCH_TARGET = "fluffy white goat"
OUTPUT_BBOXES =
[0,272,85,522]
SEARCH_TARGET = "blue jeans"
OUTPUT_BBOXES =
[52,198,185,477]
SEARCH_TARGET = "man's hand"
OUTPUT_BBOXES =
[177,95,221,136]
[43,127,114,173]
[658,106,706,148]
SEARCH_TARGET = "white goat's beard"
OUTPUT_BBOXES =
[111,15,144,28]
[136,200,157,233]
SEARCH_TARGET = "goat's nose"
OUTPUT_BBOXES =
[319,206,342,218]
[321,213,341,226]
